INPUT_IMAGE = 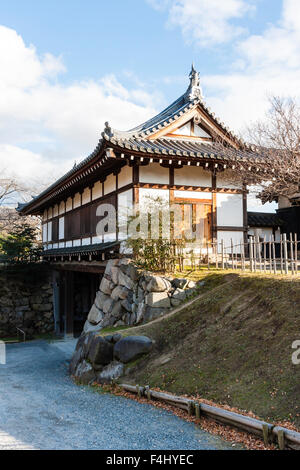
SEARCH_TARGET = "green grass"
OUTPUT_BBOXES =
[118,270,300,427]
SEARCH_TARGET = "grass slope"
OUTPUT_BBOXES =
[114,272,300,427]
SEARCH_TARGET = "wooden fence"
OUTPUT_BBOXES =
[174,233,299,275]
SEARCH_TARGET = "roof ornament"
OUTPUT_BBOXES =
[186,64,203,101]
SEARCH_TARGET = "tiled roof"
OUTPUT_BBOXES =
[247,212,283,227]
[43,241,120,256]
[105,135,260,162]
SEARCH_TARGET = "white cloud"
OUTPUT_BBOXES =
[197,0,300,134]
[148,0,253,46]
[0,25,157,192]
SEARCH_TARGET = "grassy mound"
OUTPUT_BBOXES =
[113,271,300,427]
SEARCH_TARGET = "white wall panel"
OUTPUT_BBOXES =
[58,217,64,240]
[82,187,91,205]
[118,189,133,240]
[73,192,81,209]
[104,174,116,195]
[66,197,72,212]
[139,163,169,184]
[174,190,212,200]
[59,201,65,215]
[47,221,52,242]
[174,166,211,187]
[217,231,244,254]
[118,165,132,188]
[92,181,102,200]
[217,170,242,189]
[217,193,243,227]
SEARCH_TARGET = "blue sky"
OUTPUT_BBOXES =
[0,0,299,211]
[0,0,283,102]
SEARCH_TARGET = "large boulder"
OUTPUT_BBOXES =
[146,276,171,293]
[118,270,135,290]
[111,266,120,285]
[145,292,171,308]
[87,304,103,325]
[114,336,153,363]
[102,297,116,315]
[83,320,102,334]
[111,285,130,301]
[96,361,124,384]
[74,360,96,385]
[69,348,83,375]
[99,277,113,295]
[95,291,110,310]
[88,336,113,366]
[172,278,188,289]
[104,259,119,278]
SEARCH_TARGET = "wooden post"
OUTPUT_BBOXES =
[262,424,269,447]
[277,429,285,450]
[145,385,151,400]
[295,233,298,275]
[280,234,283,274]
[269,236,272,273]
[271,235,276,274]
[187,400,194,416]
[263,235,267,273]
[221,239,225,270]
[290,233,295,275]
[207,241,210,270]
[249,237,254,272]
[195,403,201,419]
[64,270,74,337]
[257,236,262,272]
[283,234,288,275]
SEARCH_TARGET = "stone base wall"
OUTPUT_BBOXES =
[83,259,200,335]
[0,265,54,338]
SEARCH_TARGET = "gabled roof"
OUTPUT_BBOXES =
[102,66,244,146]
[18,66,258,216]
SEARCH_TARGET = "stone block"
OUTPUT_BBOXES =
[87,304,103,325]
[146,276,171,293]
[145,292,170,308]
[114,336,153,363]
[88,336,113,366]
[118,270,135,290]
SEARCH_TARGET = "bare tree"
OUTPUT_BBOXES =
[240,96,300,203]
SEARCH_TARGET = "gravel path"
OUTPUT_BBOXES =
[0,339,239,450]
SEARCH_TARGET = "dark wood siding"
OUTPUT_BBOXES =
[52,218,59,242]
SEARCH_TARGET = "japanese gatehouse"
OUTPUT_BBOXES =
[17,66,257,336]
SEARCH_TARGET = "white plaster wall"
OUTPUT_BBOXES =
[48,207,53,219]
[174,166,211,187]
[59,201,65,215]
[73,239,81,247]
[82,187,91,205]
[139,162,169,184]
[92,181,102,200]
[217,170,242,189]
[47,221,52,242]
[58,217,64,240]
[118,165,132,188]
[58,242,65,248]
[42,224,47,242]
[73,192,81,209]
[66,241,72,248]
[217,230,244,254]
[104,174,116,195]
[66,197,72,212]
[217,193,243,227]
[82,237,91,245]
[174,190,212,200]
[139,188,170,208]
[118,189,133,241]
[53,204,58,217]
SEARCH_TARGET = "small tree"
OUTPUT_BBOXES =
[0,224,42,264]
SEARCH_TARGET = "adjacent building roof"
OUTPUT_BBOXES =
[247,212,283,228]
